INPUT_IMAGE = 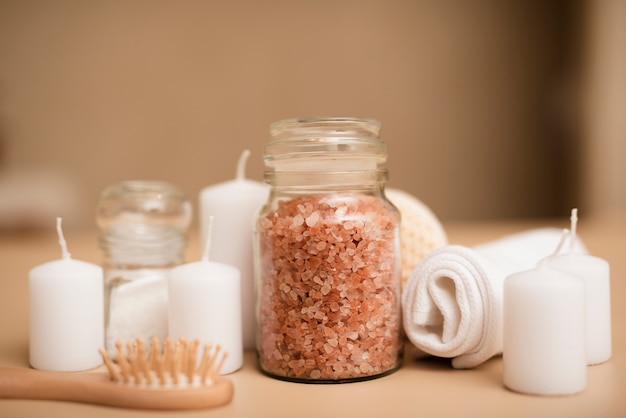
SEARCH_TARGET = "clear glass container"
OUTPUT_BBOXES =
[96,180,192,355]
[254,117,403,383]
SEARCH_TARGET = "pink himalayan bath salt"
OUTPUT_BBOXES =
[256,193,402,382]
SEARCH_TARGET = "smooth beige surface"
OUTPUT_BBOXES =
[0,214,625,417]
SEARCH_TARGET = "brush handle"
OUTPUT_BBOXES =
[0,367,234,410]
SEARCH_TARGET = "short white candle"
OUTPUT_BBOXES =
[199,150,269,350]
[503,259,586,395]
[548,209,612,365]
[29,218,104,371]
[168,219,243,374]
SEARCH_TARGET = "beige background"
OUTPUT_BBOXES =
[0,0,624,231]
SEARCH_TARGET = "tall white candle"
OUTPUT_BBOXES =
[548,209,612,365]
[168,220,243,374]
[503,263,586,395]
[29,218,104,371]
[199,150,269,350]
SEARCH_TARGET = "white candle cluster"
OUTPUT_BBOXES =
[503,209,612,396]
[28,150,265,375]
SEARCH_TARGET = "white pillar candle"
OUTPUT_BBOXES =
[548,209,612,365]
[29,218,104,371]
[168,225,243,374]
[503,264,586,396]
[199,149,269,350]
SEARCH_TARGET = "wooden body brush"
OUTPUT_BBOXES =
[0,337,234,410]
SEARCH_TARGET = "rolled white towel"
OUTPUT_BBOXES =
[402,228,587,369]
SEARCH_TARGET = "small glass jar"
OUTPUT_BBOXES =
[96,180,192,355]
[254,117,403,383]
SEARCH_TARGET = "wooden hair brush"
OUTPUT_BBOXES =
[0,337,234,410]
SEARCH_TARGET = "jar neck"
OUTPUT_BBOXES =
[99,234,187,267]
[265,117,388,172]
[264,168,388,189]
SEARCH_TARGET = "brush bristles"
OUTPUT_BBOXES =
[99,337,227,387]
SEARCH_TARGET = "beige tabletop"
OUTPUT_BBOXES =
[1,213,624,418]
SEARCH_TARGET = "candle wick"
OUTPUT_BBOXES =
[56,217,71,259]
[569,208,578,253]
[552,228,570,256]
[236,149,251,181]
[201,216,214,262]
[538,228,569,266]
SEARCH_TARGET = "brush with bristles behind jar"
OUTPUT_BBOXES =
[0,337,234,410]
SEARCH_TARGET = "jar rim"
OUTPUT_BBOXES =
[99,180,187,200]
[269,116,381,138]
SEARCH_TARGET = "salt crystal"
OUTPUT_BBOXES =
[320,283,331,295]
[359,362,373,373]
[305,211,320,227]
[329,227,342,242]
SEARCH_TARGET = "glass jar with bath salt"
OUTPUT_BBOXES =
[254,117,403,383]
[96,180,192,355]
